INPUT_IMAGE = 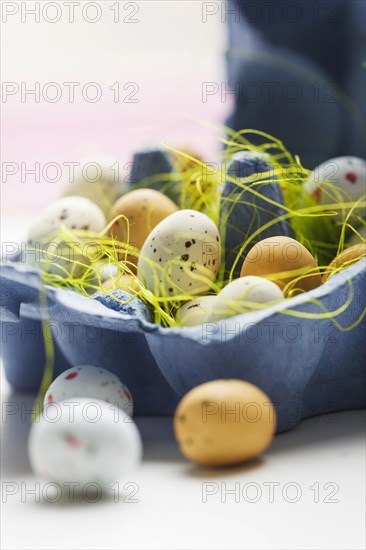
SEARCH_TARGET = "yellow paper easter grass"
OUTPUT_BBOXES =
[25,129,365,332]
[31,288,55,422]
[28,129,365,420]
[163,143,221,218]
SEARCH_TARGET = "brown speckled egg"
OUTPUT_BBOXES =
[240,236,322,296]
[323,243,366,282]
[108,189,178,255]
[174,380,276,467]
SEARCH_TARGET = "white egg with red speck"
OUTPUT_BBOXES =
[137,209,221,297]
[29,398,142,489]
[304,156,366,224]
[44,366,133,416]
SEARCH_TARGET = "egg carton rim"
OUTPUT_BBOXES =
[1,257,365,345]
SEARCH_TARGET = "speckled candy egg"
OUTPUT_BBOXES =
[206,276,284,322]
[137,209,221,297]
[29,399,142,488]
[26,197,106,277]
[44,366,133,416]
[304,156,366,224]
[27,196,106,244]
[240,236,322,296]
[176,296,217,326]
[174,380,276,466]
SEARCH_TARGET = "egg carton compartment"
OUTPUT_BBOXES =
[0,261,180,416]
[1,257,365,432]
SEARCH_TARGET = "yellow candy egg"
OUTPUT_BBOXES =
[174,380,276,467]
[240,236,322,296]
[108,189,179,267]
[323,243,366,282]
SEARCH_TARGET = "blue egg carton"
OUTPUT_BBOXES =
[1,149,365,431]
[1,256,365,432]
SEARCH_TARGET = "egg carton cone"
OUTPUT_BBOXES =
[220,151,294,279]
[128,147,181,204]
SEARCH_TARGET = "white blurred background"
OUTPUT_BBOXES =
[2,0,228,242]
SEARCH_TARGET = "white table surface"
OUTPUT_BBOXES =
[1,367,365,550]
[1,220,366,550]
